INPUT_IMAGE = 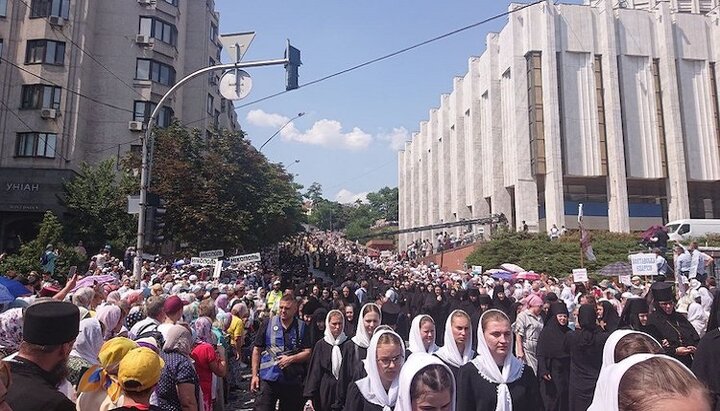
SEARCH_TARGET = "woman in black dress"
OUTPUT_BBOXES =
[304,309,347,411]
[692,294,720,411]
[647,282,699,368]
[596,300,620,333]
[618,298,663,342]
[456,309,541,411]
[564,304,608,411]
[344,329,405,411]
[536,302,571,411]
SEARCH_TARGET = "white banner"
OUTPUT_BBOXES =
[573,268,588,283]
[619,274,632,286]
[228,252,261,265]
[199,249,224,258]
[190,257,218,266]
[630,253,657,276]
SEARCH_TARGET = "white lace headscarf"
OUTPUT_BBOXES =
[407,315,438,355]
[395,353,455,411]
[323,309,347,379]
[355,329,405,411]
[351,303,382,349]
[435,310,473,368]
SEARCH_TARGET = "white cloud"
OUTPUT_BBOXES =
[335,189,369,204]
[246,109,289,128]
[246,110,373,150]
[379,127,409,151]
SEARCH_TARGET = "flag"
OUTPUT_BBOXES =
[578,203,596,261]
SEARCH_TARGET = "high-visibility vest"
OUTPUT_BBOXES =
[259,316,305,382]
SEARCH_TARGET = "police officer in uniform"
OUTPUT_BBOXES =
[6,301,80,411]
[251,294,312,411]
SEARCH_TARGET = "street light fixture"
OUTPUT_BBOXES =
[286,159,300,170]
[259,112,305,151]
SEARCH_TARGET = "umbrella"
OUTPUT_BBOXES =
[598,262,633,277]
[71,274,118,292]
[0,277,32,298]
[487,269,513,281]
[501,263,526,273]
[0,285,15,304]
[514,271,541,281]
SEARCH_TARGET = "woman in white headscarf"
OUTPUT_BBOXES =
[303,309,348,411]
[407,315,438,357]
[456,309,540,410]
[396,353,455,411]
[588,353,711,411]
[434,310,473,378]
[335,303,382,409]
[67,318,104,387]
[344,329,405,411]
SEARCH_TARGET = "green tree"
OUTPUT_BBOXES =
[305,182,323,204]
[63,159,137,252]
[366,186,398,221]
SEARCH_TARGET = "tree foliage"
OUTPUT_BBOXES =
[148,124,305,252]
[63,159,137,252]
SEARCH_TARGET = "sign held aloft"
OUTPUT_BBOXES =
[573,268,588,283]
[630,253,658,276]
[191,257,218,266]
[199,249,224,259]
[228,252,261,265]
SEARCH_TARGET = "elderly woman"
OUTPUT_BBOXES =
[157,324,201,411]
[76,337,139,411]
[96,304,124,340]
[192,317,227,411]
[67,318,104,387]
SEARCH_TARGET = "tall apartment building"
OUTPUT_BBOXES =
[0,0,240,251]
[398,0,720,247]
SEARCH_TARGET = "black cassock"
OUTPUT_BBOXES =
[304,339,345,411]
[692,329,720,411]
[456,362,542,411]
[536,302,571,411]
[344,381,384,411]
[563,330,608,411]
[334,341,368,410]
[648,309,699,368]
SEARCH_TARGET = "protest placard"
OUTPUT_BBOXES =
[573,268,588,283]
[199,249,224,259]
[228,252,261,265]
[630,253,657,276]
[190,257,218,266]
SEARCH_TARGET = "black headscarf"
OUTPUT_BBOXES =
[706,289,720,331]
[492,284,513,317]
[536,302,570,359]
[577,304,599,347]
[620,299,649,330]
[599,300,620,332]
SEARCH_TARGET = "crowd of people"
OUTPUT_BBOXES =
[0,230,716,411]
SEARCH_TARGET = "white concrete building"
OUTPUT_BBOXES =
[399,0,720,247]
[0,0,240,251]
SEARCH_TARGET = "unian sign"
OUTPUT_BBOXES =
[6,183,39,192]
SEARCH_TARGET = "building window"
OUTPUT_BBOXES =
[651,58,669,178]
[139,16,177,46]
[710,62,720,156]
[526,51,546,175]
[594,55,609,176]
[207,94,214,114]
[20,84,62,110]
[0,0,7,18]
[133,101,173,128]
[163,0,178,6]
[135,58,176,86]
[15,132,56,158]
[209,23,218,42]
[30,0,70,19]
[25,40,65,65]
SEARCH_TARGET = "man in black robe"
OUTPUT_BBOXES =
[648,282,699,368]
[6,301,80,411]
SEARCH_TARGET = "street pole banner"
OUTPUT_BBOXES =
[199,249,224,258]
[630,253,658,276]
[191,257,218,266]
[573,268,588,283]
[228,252,261,265]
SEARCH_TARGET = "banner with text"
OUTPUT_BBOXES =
[199,249,224,259]
[190,257,218,266]
[573,268,588,283]
[228,252,261,265]
[630,253,658,276]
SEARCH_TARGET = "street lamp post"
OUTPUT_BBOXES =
[259,112,305,151]
[133,57,293,283]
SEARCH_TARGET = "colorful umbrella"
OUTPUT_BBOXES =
[71,274,118,292]
[514,271,541,281]
[0,277,32,298]
[0,285,15,304]
[487,269,513,281]
[500,263,526,273]
[598,262,633,277]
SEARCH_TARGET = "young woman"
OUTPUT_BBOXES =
[618,298,662,342]
[597,300,620,333]
[304,310,348,411]
[456,309,540,410]
[434,310,473,378]
[396,353,454,411]
[344,329,405,411]
[589,354,711,411]
[335,303,382,409]
[407,315,437,356]
[536,302,571,411]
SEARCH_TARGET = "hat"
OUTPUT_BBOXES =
[164,295,184,314]
[189,275,198,282]
[118,347,164,392]
[651,282,674,302]
[23,301,80,345]
[689,279,701,291]
[631,276,641,282]
[599,279,610,289]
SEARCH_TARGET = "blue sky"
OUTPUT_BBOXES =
[215,1,580,203]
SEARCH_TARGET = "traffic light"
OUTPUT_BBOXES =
[285,41,301,91]
[152,205,166,243]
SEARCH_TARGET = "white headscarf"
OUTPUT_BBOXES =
[323,309,348,379]
[601,329,661,368]
[395,353,455,411]
[470,309,524,411]
[408,315,438,355]
[351,303,382,349]
[356,329,405,411]
[588,354,693,411]
[70,318,103,364]
[435,310,473,368]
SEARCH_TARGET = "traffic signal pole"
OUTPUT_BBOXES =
[133,56,293,284]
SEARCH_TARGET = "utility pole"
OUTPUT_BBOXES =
[134,40,301,283]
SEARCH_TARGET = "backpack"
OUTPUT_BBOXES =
[40,252,49,266]
[134,322,165,348]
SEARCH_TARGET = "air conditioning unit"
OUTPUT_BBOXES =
[128,121,145,132]
[135,34,154,45]
[40,108,57,119]
[48,16,65,26]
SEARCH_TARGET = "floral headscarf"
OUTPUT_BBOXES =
[193,317,216,345]
[96,305,122,340]
[163,324,193,356]
[0,308,23,352]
